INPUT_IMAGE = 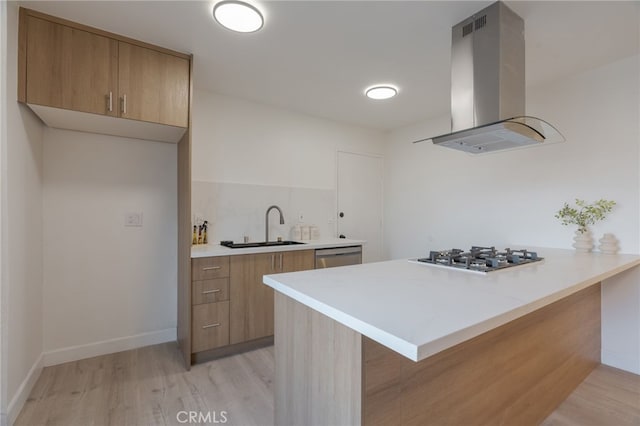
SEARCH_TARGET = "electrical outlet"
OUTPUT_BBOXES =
[125,212,143,227]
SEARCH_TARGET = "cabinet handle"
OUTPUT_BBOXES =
[121,94,127,114]
[107,92,113,112]
[202,323,220,329]
[202,289,221,295]
[202,266,221,271]
[279,253,283,270]
[271,254,275,271]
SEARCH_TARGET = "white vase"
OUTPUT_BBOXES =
[598,233,619,254]
[573,229,593,252]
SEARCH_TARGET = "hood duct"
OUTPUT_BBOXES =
[415,2,564,154]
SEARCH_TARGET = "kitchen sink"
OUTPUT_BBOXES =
[220,240,306,249]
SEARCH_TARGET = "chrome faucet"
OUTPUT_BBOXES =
[265,205,285,242]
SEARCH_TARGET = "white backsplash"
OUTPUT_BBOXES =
[192,181,336,244]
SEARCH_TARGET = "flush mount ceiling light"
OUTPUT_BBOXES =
[213,0,264,33]
[365,85,398,100]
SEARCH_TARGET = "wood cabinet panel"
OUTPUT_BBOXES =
[282,250,315,273]
[25,16,117,116]
[275,292,362,426]
[230,253,276,344]
[230,250,315,345]
[177,130,192,368]
[192,278,229,305]
[192,301,230,353]
[191,256,230,280]
[118,42,190,128]
[362,284,601,426]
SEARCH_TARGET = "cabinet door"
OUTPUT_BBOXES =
[25,16,118,116]
[282,250,315,273]
[192,278,230,305]
[118,42,190,127]
[192,301,230,353]
[230,253,279,344]
[191,256,230,280]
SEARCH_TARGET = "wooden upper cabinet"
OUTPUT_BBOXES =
[25,16,118,116]
[18,8,191,130]
[118,42,190,128]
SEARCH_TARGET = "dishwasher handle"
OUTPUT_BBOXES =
[315,246,362,257]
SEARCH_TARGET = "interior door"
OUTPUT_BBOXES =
[337,151,384,263]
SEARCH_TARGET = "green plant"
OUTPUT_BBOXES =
[555,199,616,233]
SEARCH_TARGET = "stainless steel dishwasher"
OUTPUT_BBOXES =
[315,246,362,269]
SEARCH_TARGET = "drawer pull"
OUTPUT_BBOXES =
[202,323,221,329]
[202,266,221,271]
[202,289,221,295]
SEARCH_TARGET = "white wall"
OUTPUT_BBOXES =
[191,90,385,244]
[1,4,179,420]
[3,2,45,424]
[384,54,640,257]
[384,54,640,373]
[42,129,177,364]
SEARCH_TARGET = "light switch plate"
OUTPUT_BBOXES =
[125,212,143,227]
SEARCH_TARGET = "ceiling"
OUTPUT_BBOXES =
[17,1,640,131]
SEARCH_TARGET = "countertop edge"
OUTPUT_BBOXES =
[264,274,420,360]
[191,239,365,258]
[416,257,640,360]
[264,254,640,363]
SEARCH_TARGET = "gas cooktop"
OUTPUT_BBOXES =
[410,246,543,274]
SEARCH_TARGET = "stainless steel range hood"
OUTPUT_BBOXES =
[415,2,563,154]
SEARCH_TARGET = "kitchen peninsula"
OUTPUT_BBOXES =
[264,248,640,425]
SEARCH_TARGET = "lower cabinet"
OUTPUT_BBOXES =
[190,256,230,354]
[230,250,315,345]
[191,301,230,353]
[190,249,315,359]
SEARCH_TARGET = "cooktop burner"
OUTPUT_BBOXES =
[411,246,543,274]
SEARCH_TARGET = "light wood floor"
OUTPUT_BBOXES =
[15,342,640,426]
[542,364,640,426]
[15,343,274,426]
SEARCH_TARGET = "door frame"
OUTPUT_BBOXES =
[335,150,384,259]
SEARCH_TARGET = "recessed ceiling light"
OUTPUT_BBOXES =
[365,85,398,100]
[213,1,264,33]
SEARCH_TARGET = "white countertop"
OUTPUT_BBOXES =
[263,248,640,362]
[191,238,365,258]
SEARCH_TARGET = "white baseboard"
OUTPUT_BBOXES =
[7,353,43,426]
[42,328,176,367]
[602,348,640,375]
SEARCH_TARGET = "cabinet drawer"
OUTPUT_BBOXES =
[192,278,229,305]
[192,301,230,353]
[192,256,229,280]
